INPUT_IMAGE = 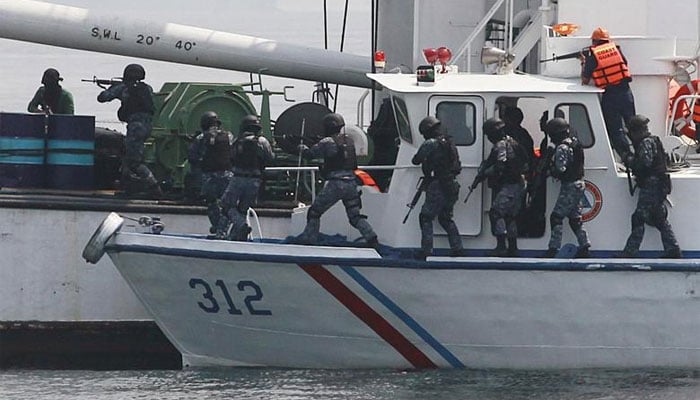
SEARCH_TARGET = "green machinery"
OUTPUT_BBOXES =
[143,78,324,203]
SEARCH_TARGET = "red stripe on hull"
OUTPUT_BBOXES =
[300,263,437,369]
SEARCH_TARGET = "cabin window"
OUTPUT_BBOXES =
[391,96,412,144]
[554,103,594,148]
[436,102,476,146]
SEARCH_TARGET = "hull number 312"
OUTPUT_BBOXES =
[189,278,272,316]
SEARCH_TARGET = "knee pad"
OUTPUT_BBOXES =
[437,214,452,228]
[631,210,645,228]
[489,208,503,221]
[550,213,564,227]
[349,213,367,227]
[419,213,432,226]
[345,195,362,209]
[307,205,322,220]
[568,216,582,232]
[650,205,668,227]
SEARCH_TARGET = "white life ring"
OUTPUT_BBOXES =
[82,212,124,264]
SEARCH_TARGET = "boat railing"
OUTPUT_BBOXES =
[356,89,371,130]
[265,164,419,201]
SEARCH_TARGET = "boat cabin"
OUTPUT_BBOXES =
[290,70,697,257]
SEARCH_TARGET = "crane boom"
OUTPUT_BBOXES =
[0,0,372,88]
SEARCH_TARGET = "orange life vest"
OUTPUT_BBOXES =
[354,169,381,192]
[590,41,631,89]
[693,99,700,125]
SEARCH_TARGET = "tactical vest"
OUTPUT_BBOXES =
[201,129,234,172]
[117,82,155,122]
[324,134,358,173]
[232,134,262,171]
[632,136,668,179]
[426,135,461,180]
[590,41,631,89]
[493,136,527,185]
[552,137,584,182]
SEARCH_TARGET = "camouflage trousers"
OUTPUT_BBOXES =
[623,180,679,254]
[548,180,591,250]
[489,182,525,239]
[122,114,157,189]
[300,177,377,243]
[419,179,463,254]
[222,176,261,241]
[201,170,234,237]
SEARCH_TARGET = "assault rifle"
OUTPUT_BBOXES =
[463,173,485,204]
[621,152,637,196]
[402,177,428,224]
[539,47,591,63]
[81,76,122,89]
[526,145,555,205]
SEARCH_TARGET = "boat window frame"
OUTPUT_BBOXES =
[554,103,595,149]
[391,95,413,144]
[434,100,477,146]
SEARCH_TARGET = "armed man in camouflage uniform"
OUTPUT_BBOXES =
[291,113,379,247]
[410,116,464,260]
[471,118,527,257]
[543,117,591,258]
[221,115,274,241]
[620,115,681,258]
[188,111,235,239]
[97,64,161,198]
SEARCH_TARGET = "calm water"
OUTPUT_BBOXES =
[3,368,700,399]
[4,1,700,398]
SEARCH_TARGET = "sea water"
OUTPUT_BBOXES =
[4,1,700,399]
[3,368,700,399]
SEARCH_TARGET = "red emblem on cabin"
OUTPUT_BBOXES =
[580,180,603,222]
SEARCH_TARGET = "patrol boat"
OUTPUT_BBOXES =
[83,5,700,367]
[6,0,700,369]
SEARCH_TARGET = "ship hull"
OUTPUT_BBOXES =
[107,231,700,369]
[0,194,290,368]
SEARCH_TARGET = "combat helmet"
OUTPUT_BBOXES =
[41,68,62,86]
[628,114,650,134]
[545,117,570,143]
[123,63,146,82]
[239,114,262,134]
[418,116,441,139]
[200,111,221,130]
[483,117,506,143]
[322,113,345,135]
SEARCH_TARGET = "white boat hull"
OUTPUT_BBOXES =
[107,231,700,369]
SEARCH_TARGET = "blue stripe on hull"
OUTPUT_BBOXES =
[341,266,465,368]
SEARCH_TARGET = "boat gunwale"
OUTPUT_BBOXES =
[106,241,700,272]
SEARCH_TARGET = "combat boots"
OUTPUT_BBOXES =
[489,236,508,257]
[507,237,518,257]
[661,247,683,259]
[575,245,590,258]
[543,248,558,258]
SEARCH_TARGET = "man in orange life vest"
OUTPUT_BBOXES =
[581,27,635,159]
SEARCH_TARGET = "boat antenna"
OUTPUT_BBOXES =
[332,0,350,113]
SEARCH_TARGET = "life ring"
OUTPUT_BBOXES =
[82,212,124,264]
[669,80,700,139]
